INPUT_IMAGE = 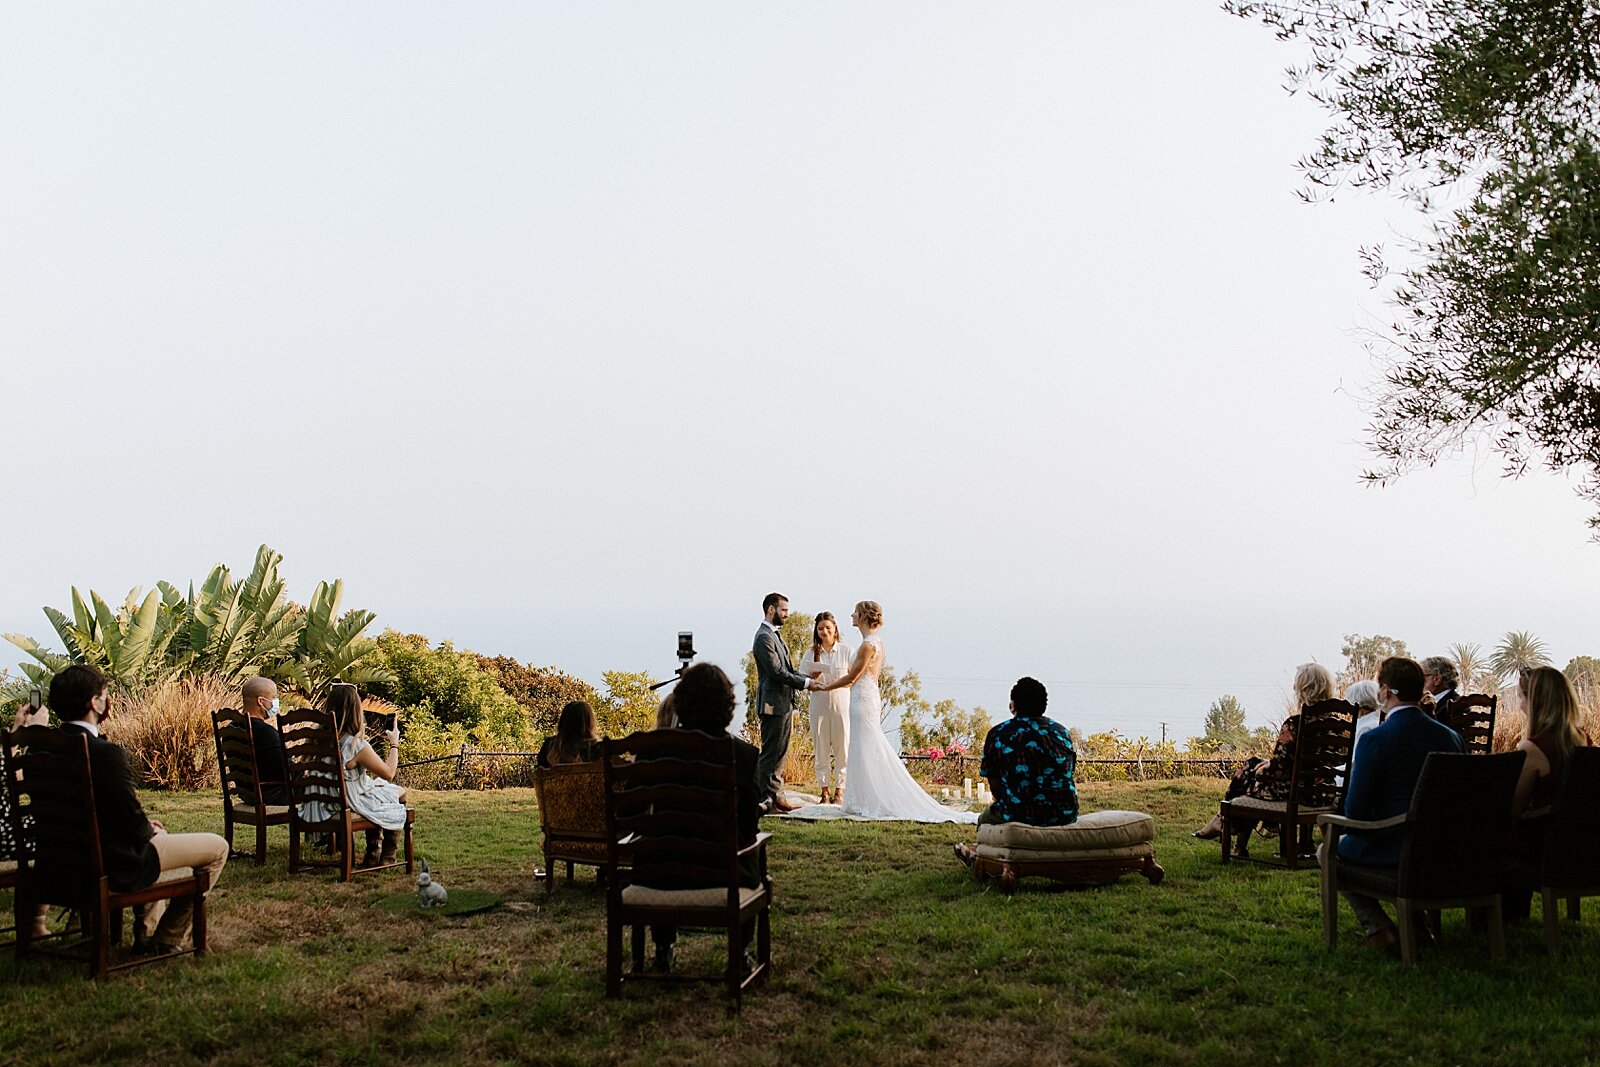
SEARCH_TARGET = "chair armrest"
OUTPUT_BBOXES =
[1316,812,1407,832]
[735,832,773,858]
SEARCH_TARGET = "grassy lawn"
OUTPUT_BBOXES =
[3,779,1599,1066]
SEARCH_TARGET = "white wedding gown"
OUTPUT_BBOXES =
[790,634,976,824]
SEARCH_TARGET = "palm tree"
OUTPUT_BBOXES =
[1489,631,1552,682]
[1448,642,1494,694]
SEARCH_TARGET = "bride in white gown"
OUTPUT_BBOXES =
[793,601,976,824]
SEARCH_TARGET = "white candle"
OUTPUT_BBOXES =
[963,778,973,798]
[941,787,950,798]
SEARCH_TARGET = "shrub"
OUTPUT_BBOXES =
[474,655,598,737]
[109,675,232,791]
[369,632,537,750]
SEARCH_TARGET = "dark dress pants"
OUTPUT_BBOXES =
[755,703,792,803]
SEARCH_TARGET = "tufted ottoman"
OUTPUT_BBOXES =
[971,810,1164,893]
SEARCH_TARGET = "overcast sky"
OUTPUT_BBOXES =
[4,2,1596,741]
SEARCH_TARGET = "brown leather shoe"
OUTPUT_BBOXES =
[772,795,801,813]
[953,843,977,869]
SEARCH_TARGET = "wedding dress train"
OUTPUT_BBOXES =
[789,634,976,824]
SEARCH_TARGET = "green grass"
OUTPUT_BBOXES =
[3,780,1600,1065]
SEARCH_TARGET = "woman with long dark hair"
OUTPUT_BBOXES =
[537,700,602,767]
[803,612,853,804]
[301,683,409,868]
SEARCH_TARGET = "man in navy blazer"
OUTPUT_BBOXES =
[1328,656,1464,945]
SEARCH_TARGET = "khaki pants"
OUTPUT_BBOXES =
[137,831,230,947]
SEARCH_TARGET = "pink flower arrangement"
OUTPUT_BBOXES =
[926,747,946,760]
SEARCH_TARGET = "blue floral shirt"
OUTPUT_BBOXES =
[980,713,1078,826]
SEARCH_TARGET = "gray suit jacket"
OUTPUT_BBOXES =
[752,624,809,718]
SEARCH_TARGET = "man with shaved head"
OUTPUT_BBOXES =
[241,676,289,805]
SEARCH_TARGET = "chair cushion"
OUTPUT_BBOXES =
[0,859,15,874]
[230,803,290,816]
[1336,859,1399,897]
[977,841,1153,863]
[1224,796,1334,817]
[621,884,765,909]
[977,810,1154,851]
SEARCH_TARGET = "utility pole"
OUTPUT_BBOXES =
[1159,721,1168,745]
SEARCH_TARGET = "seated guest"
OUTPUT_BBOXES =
[635,662,760,975]
[1322,656,1464,950]
[655,691,677,730]
[1504,667,1588,916]
[1194,662,1334,854]
[240,676,289,805]
[1421,656,1461,716]
[1512,667,1585,815]
[47,664,229,954]
[300,683,409,868]
[1347,680,1382,751]
[536,700,602,768]
[953,677,1077,868]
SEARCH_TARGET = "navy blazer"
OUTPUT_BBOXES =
[1339,705,1464,866]
[62,722,162,892]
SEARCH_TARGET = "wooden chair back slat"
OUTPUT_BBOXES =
[212,708,266,803]
[278,707,348,820]
[1290,699,1358,810]
[1435,694,1497,755]
[603,731,743,889]
[5,726,106,885]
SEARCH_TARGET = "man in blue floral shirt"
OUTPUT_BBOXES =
[960,677,1078,861]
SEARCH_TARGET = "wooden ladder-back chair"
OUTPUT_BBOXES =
[1434,694,1497,755]
[279,708,414,881]
[534,762,610,893]
[602,731,772,1006]
[1536,746,1600,954]
[211,708,291,866]
[5,725,211,978]
[1319,750,1525,965]
[1220,698,1357,868]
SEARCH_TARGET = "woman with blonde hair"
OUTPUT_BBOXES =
[796,601,976,823]
[1194,663,1335,855]
[1504,666,1589,917]
[1513,667,1586,814]
[302,683,410,868]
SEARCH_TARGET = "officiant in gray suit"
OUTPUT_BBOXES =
[753,592,819,814]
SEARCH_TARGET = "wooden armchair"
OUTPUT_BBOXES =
[5,726,211,978]
[279,708,414,882]
[1318,750,1524,965]
[1535,746,1600,954]
[534,761,610,893]
[1220,698,1356,868]
[1433,694,1497,755]
[602,731,772,1006]
[211,708,291,866]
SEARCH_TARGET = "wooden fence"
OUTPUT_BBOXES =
[396,744,1246,791]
